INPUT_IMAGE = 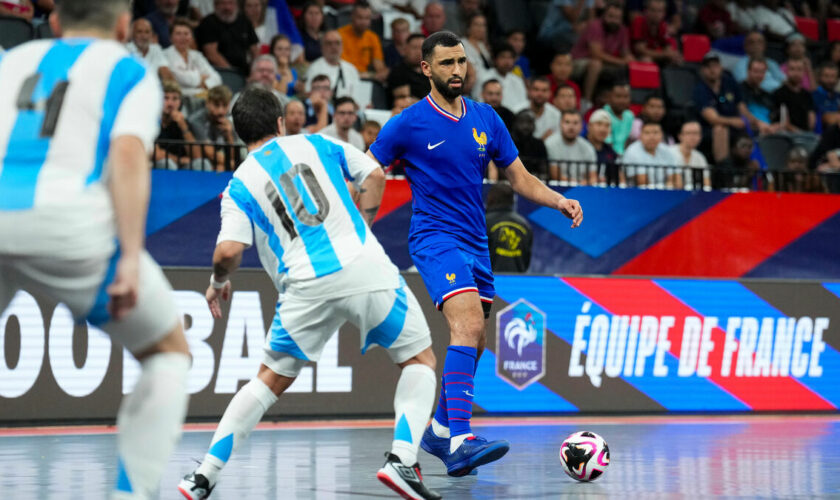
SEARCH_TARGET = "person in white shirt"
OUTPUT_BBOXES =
[621,120,680,187]
[319,96,366,151]
[242,0,278,48]
[163,18,222,96]
[0,2,190,498]
[305,30,360,98]
[544,109,597,182]
[513,76,561,140]
[177,86,439,500]
[667,121,710,190]
[127,18,174,80]
[473,42,526,110]
[461,12,492,78]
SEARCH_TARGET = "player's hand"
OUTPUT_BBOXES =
[206,281,232,319]
[107,254,140,321]
[559,198,583,228]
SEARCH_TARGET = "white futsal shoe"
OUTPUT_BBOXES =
[177,471,214,500]
[377,452,442,500]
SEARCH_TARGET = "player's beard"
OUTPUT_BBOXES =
[431,73,463,101]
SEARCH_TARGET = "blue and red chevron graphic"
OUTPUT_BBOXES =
[144,173,840,278]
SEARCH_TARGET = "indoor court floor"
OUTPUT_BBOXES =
[1,415,839,499]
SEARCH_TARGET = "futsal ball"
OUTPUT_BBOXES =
[559,431,610,482]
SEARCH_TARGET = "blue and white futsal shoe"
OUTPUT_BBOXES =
[420,426,509,477]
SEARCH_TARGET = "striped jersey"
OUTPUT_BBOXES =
[217,134,399,299]
[0,38,161,259]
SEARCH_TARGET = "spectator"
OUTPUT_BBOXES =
[629,94,669,143]
[732,31,785,93]
[305,30,361,98]
[474,43,527,111]
[772,59,816,133]
[514,77,561,141]
[155,81,212,171]
[825,42,840,90]
[751,0,796,41]
[188,85,238,171]
[384,17,410,69]
[134,0,189,18]
[242,0,278,48]
[621,120,679,187]
[587,109,621,185]
[545,109,598,182]
[508,30,531,80]
[553,83,579,112]
[443,0,480,36]
[695,0,740,40]
[510,110,549,179]
[420,2,446,37]
[270,34,302,97]
[740,57,781,134]
[812,125,840,192]
[304,74,333,130]
[668,121,710,189]
[196,0,259,75]
[238,54,292,109]
[361,120,381,150]
[631,0,681,66]
[299,1,324,63]
[603,81,634,154]
[571,1,633,103]
[693,52,745,162]
[387,33,431,104]
[189,0,214,19]
[338,2,388,82]
[538,0,594,52]
[781,34,815,92]
[462,13,492,77]
[481,79,515,132]
[583,86,610,123]
[814,63,840,132]
[728,0,758,32]
[778,145,822,192]
[485,183,533,273]
[626,0,680,35]
[283,100,307,135]
[719,133,762,188]
[320,97,366,151]
[145,0,180,48]
[128,18,175,81]
[390,85,418,116]
[164,19,223,97]
[547,53,582,108]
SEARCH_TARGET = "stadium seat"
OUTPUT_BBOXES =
[662,66,697,110]
[681,34,710,63]
[0,16,34,49]
[828,19,840,41]
[35,21,53,39]
[216,68,246,94]
[628,61,660,89]
[758,134,794,171]
[795,17,819,41]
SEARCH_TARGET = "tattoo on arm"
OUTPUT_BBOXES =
[364,206,379,225]
[213,263,230,282]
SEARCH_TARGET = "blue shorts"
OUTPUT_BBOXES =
[411,242,495,310]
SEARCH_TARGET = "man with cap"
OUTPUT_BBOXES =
[587,109,620,185]
[693,51,747,162]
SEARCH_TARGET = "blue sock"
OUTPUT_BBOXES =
[433,376,448,428]
[443,345,477,437]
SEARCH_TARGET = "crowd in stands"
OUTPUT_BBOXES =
[2,0,840,192]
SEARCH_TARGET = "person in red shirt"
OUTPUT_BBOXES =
[631,0,682,65]
[570,1,633,103]
[547,53,581,108]
[695,0,740,40]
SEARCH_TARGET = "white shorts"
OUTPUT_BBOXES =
[0,250,179,354]
[263,277,432,377]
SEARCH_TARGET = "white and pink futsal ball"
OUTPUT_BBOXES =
[559,431,610,482]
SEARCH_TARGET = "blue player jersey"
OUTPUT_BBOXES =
[369,95,518,255]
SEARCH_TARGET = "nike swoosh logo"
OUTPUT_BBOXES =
[465,390,474,397]
[427,140,445,150]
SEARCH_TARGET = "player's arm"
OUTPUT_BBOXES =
[358,165,386,225]
[207,188,253,318]
[107,136,150,319]
[503,158,583,228]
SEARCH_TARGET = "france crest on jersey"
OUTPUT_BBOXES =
[369,95,518,256]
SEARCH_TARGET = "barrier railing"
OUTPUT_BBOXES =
[151,141,840,193]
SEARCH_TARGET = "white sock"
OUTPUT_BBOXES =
[431,418,450,439]
[390,364,436,466]
[114,352,190,500]
[450,433,474,454]
[196,378,278,484]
